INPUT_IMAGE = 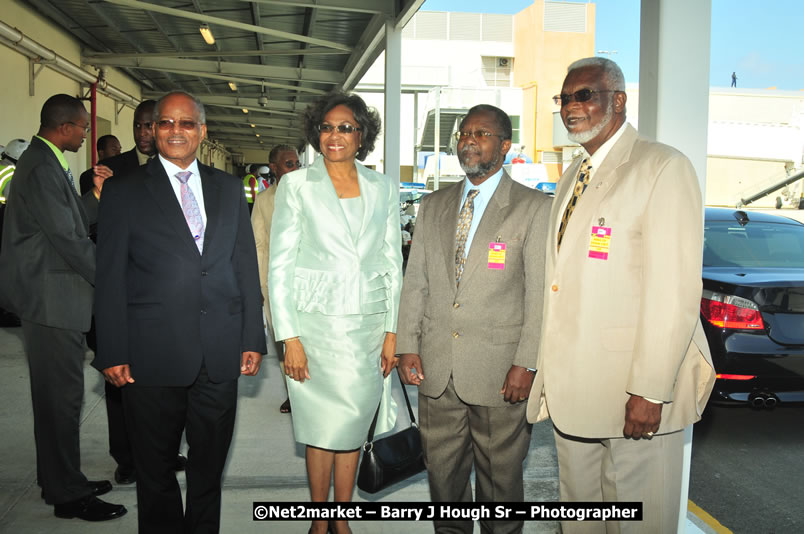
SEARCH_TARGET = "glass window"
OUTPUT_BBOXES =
[703,220,804,268]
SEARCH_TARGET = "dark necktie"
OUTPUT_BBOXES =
[556,158,592,251]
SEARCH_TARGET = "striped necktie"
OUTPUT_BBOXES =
[455,189,480,286]
[175,171,205,252]
[556,158,592,251]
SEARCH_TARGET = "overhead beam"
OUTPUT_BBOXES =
[101,0,353,51]
[206,114,303,128]
[83,48,349,60]
[85,56,344,84]
[200,102,305,118]
[115,66,328,95]
[232,0,394,15]
[143,93,307,115]
[213,125,301,135]
[250,2,265,66]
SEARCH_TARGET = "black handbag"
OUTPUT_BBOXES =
[356,373,426,494]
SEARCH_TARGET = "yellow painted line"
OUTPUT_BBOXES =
[688,500,732,534]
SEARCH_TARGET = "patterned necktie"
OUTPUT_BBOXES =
[455,189,480,286]
[175,171,205,252]
[556,158,592,251]
[65,168,77,191]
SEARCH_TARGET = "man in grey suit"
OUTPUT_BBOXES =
[397,104,551,534]
[0,94,126,521]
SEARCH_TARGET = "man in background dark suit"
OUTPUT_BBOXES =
[78,134,121,195]
[80,98,185,486]
[0,94,126,521]
[93,91,266,533]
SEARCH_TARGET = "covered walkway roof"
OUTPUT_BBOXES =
[22,0,424,152]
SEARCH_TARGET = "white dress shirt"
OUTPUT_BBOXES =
[458,167,504,258]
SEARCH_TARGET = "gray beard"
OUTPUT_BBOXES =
[459,148,498,179]
[567,99,614,145]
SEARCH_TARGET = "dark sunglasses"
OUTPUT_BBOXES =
[156,119,199,131]
[318,123,361,135]
[553,89,618,106]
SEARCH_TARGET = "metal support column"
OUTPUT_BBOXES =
[384,19,402,183]
[639,1,712,531]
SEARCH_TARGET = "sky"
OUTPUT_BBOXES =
[421,0,804,91]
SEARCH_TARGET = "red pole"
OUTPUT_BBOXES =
[90,82,97,166]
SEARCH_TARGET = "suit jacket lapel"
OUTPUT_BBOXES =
[143,159,200,256]
[439,182,464,289]
[307,156,355,250]
[355,162,377,241]
[457,173,511,290]
[199,163,221,255]
[555,125,638,259]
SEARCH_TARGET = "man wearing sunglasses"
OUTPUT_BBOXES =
[527,57,715,533]
[93,91,266,533]
[79,98,188,488]
[251,144,301,414]
[397,104,551,534]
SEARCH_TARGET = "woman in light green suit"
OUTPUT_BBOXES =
[269,92,402,534]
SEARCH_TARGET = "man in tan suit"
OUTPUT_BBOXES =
[527,57,715,533]
[397,104,551,534]
[251,144,300,413]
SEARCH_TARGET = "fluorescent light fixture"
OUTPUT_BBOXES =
[199,24,215,45]
[228,82,237,91]
[242,108,248,114]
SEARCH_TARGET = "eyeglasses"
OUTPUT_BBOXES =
[156,119,199,131]
[553,89,618,106]
[318,123,361,135]
[282,160,302,169]
[66,122,90,133]
[453,130,504,142]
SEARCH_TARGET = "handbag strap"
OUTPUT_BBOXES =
[365,371,416,443]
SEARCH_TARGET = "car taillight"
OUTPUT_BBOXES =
[716,374,756,380]
[701,290,764,330]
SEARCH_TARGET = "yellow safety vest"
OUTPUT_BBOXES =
[0,163,14,204]
[242,174,257,204]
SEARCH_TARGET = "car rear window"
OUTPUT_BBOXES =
[703,220,804,268]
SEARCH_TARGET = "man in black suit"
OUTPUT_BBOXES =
[81,98,185,486]
[79,134,121,195]
[0,94,126,521]
[93,91,266,533]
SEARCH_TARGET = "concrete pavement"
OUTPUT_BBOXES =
[0,325,712,533]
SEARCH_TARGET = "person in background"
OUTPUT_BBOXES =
[527,57,715,534]
[251,144,301,414]
[269,91,402,534]
[0,93,126,522]
[78,134,121,195]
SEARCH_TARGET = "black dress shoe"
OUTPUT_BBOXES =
[175,453,187,471]
[54,495,127,521]
[114,465,136,485]
[41,480,112,499]
[87,480,112,496]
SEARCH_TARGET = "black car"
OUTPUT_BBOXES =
[700,208,804,407]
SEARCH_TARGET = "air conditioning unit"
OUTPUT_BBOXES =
[498,57,510,68]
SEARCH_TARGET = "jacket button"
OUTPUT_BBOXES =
[201,271,208,276]
[551,284,558,292]
[200,310,207,315]
[453,302,460,309]
[452,331,459,338]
